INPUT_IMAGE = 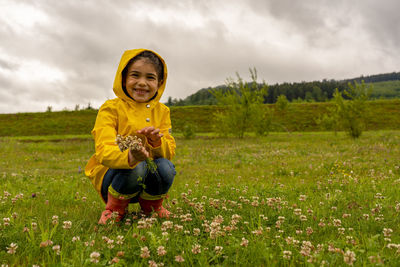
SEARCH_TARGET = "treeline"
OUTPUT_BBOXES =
[167,71,400,106]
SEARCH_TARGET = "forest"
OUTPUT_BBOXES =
[167,71,400,106]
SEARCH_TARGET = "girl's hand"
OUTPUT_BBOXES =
[137,127,163,147]
[128,146,149,164]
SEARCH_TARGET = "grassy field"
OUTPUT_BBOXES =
[1,131,400,266]
[0,99,399,136]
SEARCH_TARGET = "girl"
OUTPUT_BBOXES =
[85,49,176,224]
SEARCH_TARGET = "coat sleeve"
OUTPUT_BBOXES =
[149,107,176,160]
[91,102,138,169]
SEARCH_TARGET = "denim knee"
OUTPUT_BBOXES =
[154,158,176,188]
[140,158,175,196]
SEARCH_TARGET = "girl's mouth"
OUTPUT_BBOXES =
[134,89,148,95]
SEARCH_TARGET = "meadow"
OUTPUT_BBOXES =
[1,99,399,137]
[1,131,400,266]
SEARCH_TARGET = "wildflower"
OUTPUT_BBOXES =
[72,236,80,242]
[3,217,10,226]
[193,228,200,236]
[31,222,37,230]
[90,251,101,263]
[299,195,307,201]
[107,239,115,249]
[299,215,307,221]
[192,244,201,254]
[306,227,313,235]
[369,255,383,265]
[214,246,223,254]
[343,250,356,265]
[240,237,249,247]
[40,240,53,248]
[251,227,263,236]
[52,245,61,255]
[175,254,185,262]
[116,251,125,257]
[300,241,313,257]
[7,243,18,254]
[140,246,150,258]
[148,260,158,267]
[338,228,345,235]
[294,209,302,216]
[62,221,72,229]
[383,228,393,237]
[23,226,29,233]
[116,235,124,245]
[283,250,292,259]
[333,219,342,227]
[109,257,120,264]
[52,215,59,225]
[157,246,167,256]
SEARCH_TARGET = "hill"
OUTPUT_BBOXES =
[168,72,400,106]
[0,99,399,137]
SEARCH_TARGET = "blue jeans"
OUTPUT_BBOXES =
[101,158,176,203]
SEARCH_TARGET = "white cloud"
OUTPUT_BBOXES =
[0,0,399,113]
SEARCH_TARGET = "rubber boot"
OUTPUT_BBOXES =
[98,192,130,224]
[138,197,170,218]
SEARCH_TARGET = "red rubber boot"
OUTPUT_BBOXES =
[98,192,130,224]
[138,197,170,218]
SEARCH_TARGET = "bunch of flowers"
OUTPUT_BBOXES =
[115,134,157,173]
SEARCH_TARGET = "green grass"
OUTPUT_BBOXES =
[1,131,400,266]
[1,99,399,137]
[370,80,400,99]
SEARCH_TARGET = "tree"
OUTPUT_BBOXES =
[212,68,268,138]
[320,81,371,138]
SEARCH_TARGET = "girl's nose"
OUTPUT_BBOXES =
[137,77,146,86]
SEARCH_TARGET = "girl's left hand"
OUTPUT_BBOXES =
[137,127,163,147]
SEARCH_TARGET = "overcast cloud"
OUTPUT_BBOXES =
[0,0,399,113]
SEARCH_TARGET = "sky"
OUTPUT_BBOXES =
[0,0,399,114]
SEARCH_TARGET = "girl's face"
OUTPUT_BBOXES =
[124,58,160,103]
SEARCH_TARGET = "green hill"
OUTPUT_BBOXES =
[168,72,400,106]
[0,99,399,137]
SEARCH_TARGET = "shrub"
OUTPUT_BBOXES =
[182,123,196,139]
[212,68,268,138]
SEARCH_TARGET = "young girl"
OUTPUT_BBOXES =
[85,49,176,224]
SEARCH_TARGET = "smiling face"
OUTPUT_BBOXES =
[124,58,160,103]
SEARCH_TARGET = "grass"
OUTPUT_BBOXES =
[1,131,400,266]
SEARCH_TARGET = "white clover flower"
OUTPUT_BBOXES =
[7,243,18,254]
[90,251,101,263]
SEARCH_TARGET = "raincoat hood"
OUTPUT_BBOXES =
[113,49,168,104]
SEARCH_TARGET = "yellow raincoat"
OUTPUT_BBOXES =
[85,49,176,199]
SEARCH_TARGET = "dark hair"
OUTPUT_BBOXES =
[122,51,164,85]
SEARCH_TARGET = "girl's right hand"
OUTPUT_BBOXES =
[128,146,149,164]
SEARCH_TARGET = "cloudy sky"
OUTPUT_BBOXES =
[0,0,399,113]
